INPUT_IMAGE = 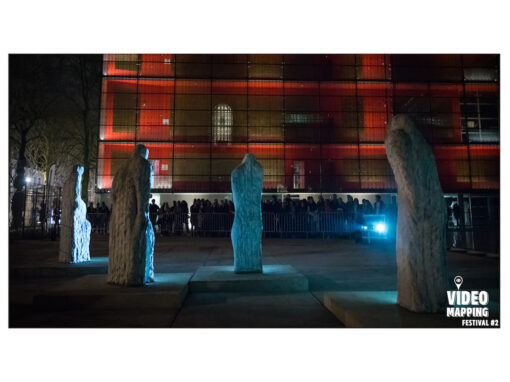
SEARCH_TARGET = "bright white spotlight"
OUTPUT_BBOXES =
[25,177,32,183]
[374,222,387,234]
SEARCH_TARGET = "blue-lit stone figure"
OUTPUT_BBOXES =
[58,165,91,263]
[108,144,155,286]
[385,114,447,313]
[231,153,263,273]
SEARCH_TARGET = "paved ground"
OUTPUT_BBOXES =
[9,234,500,328]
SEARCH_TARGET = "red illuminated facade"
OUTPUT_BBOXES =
[97,54,499,194]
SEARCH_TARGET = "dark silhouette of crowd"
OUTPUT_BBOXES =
[152,199,191,236]
[86,202,111,234]
[83,194,397,239]
[153,195,396,236]
[261,194,383,215]
[189,198,235,236]
[258,194,393,238]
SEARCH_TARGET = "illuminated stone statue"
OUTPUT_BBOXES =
[58,165,91,263]
[385,114,447,313]
[108,144,155,286]
[231,153,263,273]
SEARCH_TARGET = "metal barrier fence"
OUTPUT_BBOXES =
[11,200,499,252]
[9,185,62,240]
[84,212,499,252]
[183,211,359,238]
[447,224,500,254]
[74,211,394,241]
[87,213,111,234]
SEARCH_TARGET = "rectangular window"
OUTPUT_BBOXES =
[112,89,138,133]
[460,97,499,143]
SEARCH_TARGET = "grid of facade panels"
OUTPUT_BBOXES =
[97,54,499,193]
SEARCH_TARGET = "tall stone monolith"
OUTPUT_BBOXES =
[231,153,263,273]
[385,114,447,313]
[58,165,91,263]
[108,144,155,286]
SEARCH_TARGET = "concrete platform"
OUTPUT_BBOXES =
[172,292,342,328]
[34,273,191,311]
[11,257,108,279]
[322,291,465,328]
[189,265,309,293]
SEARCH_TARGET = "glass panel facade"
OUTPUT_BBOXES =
[98,54,499,193]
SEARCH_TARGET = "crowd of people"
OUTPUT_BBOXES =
[260,194,389,216]
[79,194,396,238]
[152,198,234,236]
[150,199,190,235]
[259,194,395,238]
[145,194,397,238]
[86,202,111,234]
[34,193,469,246]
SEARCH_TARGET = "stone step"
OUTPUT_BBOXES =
[321,291,499,328]
[189,265,309,293]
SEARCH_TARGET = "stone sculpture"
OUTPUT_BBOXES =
[58,165,91,263]
[385,114,448,313]
[108,144,155,286]
[231,153,264,273]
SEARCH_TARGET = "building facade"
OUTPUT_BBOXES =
[97,54,499,198]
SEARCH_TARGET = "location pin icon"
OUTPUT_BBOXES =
[454,276,463,290]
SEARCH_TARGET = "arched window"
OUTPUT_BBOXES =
[212,104,233,143]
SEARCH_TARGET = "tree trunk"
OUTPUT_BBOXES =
[12,130,28,229]
[13,132,27,192]
[81,114,90,204]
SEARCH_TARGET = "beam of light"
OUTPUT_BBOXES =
[374,222,387,234]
